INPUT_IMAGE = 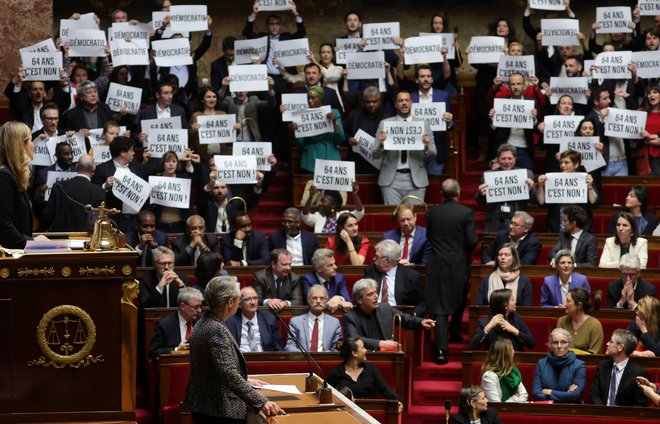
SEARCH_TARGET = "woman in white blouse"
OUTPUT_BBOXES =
[480,338,528,402]
[599,211,648,269]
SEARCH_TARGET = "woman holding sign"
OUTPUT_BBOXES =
[189,86,231,158]
[599,211,648,269]
[309,44,345,110]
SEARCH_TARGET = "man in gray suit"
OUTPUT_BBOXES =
[253,248,302,311]
[371,90,436,205]
[285,285,342,352]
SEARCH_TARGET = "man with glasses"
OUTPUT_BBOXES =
[171,215,222,266]
[606,254,657,309]
[481,211,541,266]
[148,287,203,357]
[268,208,319,266]
[139,246,189,308]
[225,286,283,352]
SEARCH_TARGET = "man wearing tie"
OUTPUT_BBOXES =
[285,285,342,352]
[548,205,598,267]
[125,209,167,267]
[171,215,222,266]
[253,249,302,311]
[382,203,430,265]
[138,246,189,308]
[300,249,352,312]
[148,288,203,357]
[269,208,320,266]
[226,286,283,352]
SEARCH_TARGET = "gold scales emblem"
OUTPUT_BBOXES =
[28,305,104,368]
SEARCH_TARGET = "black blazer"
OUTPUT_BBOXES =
[342,304,423,351]
[125,229,168,267]
[548,231,599,267]
[606,278,657,309]
[242,19,306,77]
[0,168,33,248]
[220,230,270,266]
[475,274,534,307]
[210,55,231,92]
[268,228,319,266]
[59,102,120,132]
[225,309,283,352]
[149,311,187,358]
[5,81,70,128]
[481,230,541,266]
[138,270,190,308]
[452,408,503,424]
[590,358,648,406]
[155,32,212,100]
[134,103,187,141]
[363,263,426,315]
[91,158,153,211]
[170,233,222,266]
[470,312,535,351]
[40,175,106,232]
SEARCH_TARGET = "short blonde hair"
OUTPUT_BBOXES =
[0,121,31,191]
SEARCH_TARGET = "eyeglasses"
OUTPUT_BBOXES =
[621,272,637,279]
[550,340,569,346]
[185,303,202,311]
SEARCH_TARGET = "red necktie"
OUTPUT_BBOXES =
[568,236,574,252]
[402,234,410,260]
[185,321,192,341]
[381,275,389,303]
[310,318,319,352]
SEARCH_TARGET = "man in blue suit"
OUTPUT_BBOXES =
[269,208,319,266]
[382,203,430,265]
[148,287,203,358]
[286,285,342,352]
[300,249,352,312]
[226,286,283,352]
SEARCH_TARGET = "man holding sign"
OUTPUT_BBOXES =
[135,82,187,145]
[373,91,436,205]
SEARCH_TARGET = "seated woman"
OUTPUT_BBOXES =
[599,211,648,269]
[150,150,198,233]
[324,213,375,265]
[636,376,660,406]
[607,185,659,236]
[556,288,603,354]
[532,328,586,403]
[470,288,535,352]
[452,386,503,424]
[192,252,226,293]
[326,338,401,403]
[476,243,533,306]
[480,338,528,402]
[301,182,364,233]
[541,249,591,307]
[628,295,660,357]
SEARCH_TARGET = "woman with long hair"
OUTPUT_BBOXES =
[476,243,533,306]
[556,288,603,354]
[638,85,660,175]
[324,212,374,265]
[310,43,345,110]
[629,296,660,357]
[599,211,648,269]
[150,150,197,233]
[189,85,233,157]
[480,338,528,402]
[608,185,659,236]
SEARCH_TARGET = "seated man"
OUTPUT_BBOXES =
[139,246,189,308]
[343,278,435,351]
[382,203,430,265]
[170,215,221,266]
[220,211,270,266]
[285,285,342,352]
[253,248,301,311]
[607,254,657,309]
[125,209,168,267]
[364,240,426,316]
[225,286,283,352]
[148,287,203,358]
[300,248,352,312]
[591,329,648,406]
[548,205,598,267]
[269,207,319,266]
[481,211,541,266]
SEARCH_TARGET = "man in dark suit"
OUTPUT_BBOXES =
[383,203,430,265]
[295,63,342,112]
[300,248,352,312]
[125,209,168,267]
[221,212,270,266]
[148,287,203,358]
[225,286,283,352]
[548,205,598,267]
[607,254,658,309]
[210,36,236,93]
[60,80,123,133]
[170,215,221,266]
[343,278,435,351]
[269,208,319,266]
[591,329,648,405]
[32,141,76,219]
[134,82,187,146]
[253,248,302,311]
[40,154,105,232]
[139,246,190,308]
[426,179,478,364]
[364,240,426,316]
[481,211,541,266]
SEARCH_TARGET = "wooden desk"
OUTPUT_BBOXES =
[263,410,368,424]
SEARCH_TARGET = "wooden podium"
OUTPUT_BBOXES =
[0,248,139,423]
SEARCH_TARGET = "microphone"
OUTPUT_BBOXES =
[273,312,333,404]
[445,399,452,424]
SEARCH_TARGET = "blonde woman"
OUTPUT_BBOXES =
[629,296,660,357]
[480,338,528,402]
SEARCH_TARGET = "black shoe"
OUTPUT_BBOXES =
[436,350,449,365]
[449,335,463,343]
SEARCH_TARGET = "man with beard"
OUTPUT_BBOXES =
[268,208,319,266]
[346,86,390,173]
[221,212,270,266]
[126,209,168,267]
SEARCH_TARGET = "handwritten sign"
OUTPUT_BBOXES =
[541,19,580,46]
[149,176,191,208]
[293,106,333,138]
[363,22,400,51]
[273,38,310,67]
[493,98,535,129]
[281,93,308,121]
[196,114,237,144]
[632,50,660,79]
[257,0,291,11]
[549,77,588,104]
[113,167,151,212]
[596,7,632,34]
[31,137,58,166]
[105,83,142,115]
[233,142,272,171]
[152,38,193,67]
[419,32,455,60]
[93,145,112,165]
[639,0,660,16]
[404,36,445,64]
[313,159,355,191]
[20,51,62,81]
[604,108,647,139]
[234,37,268,65]
[411,103,447,131]
[169,5,208,32]
[559,137,606,172]
[214,155,258,184]
[335,38,361,64]
[108,22,150,42]
[543,115,584,144]
[531,0,566,11]
[152,11,189,39]
[228,64,268,92]
[146,129,188,158]
[19,38,57,54]
[483,169,530,203]
[110,38,149,66]
[351,129,383,169]
[593,51,632,79]
[45,171,77,201]
[544,172,588,204]
[383,121,425,150]
[497,55,535,82]
[467,36,505,64]
[68,29,106,57]
[346,51,385,80]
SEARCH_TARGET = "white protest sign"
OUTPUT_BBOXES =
[169,5,208,32]
[281,93,308,121]
[313,159,355,192]
[79,13,98,25]
[228,64,268,92]
[632,50,660,79]
[483,169,530,203]
[639,0,660,16]
[31,137,57,166]
[541,19,580,46]
[88,126,127,147]
[419,32,455,60]
[411,103,447,131]
[273,38,310,67]
[293,106,333,138]
[152,11,189,39]
[146,129,188,158]
[152,38,193,67]
[404,36,445,65]
[141,116,183,133]
[108,22,150,42]
[233,142,272,171]
[59,18,98,43]
[20,52,62,81]
[559,137,606,172]
[544,172,588,204]
[467,36,505,64]
[497,55,535,82]
[234,37,268,65]
[493,98,536,129]
[596,7,632,34]
[352,129,382,169]
[64,133,87,163]
[68,29,106,57]
[335,38,361,64]
[593,51,632,79]
[45,171,77,202]
[149,176,191,208]
[549,77,588,104]
[604,108,647,140]
[110,38,149,66]
[196,114,237,144]
[543,115,584,144]
[363,22,400,51]
[383,121,425,151]
[346,51,386,80]
[214,155,258,184]
[19,39,57,54]
[112,167,151,212]
[531,0,566,11]
[105,83,142,115]
[257,0,291,11]
[93,145,112,165]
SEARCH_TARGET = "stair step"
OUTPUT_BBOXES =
[411,380,463,406]
[414,360,462,381]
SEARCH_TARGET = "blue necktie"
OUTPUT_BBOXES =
[608,365,618,405]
